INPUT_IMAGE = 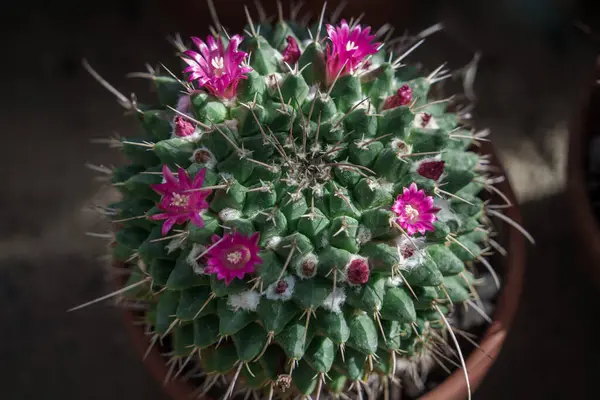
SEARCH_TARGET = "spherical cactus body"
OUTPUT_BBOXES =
[94,6,504,399]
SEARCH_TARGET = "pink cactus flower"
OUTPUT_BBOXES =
[282,36,301,64]
[392,183,440,235]
[383,84,413,110]
[325,20,380,83]
[205,232,262,285]
[182,34,252,99]
[150,166,211,235]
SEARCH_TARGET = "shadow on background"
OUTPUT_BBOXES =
[0,0,598,399]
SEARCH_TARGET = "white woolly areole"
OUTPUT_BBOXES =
[265,72,284,93]
[187,244,208,275]
[395,236,427,271]
[228,290,261,312]
[311,183,325,197]
[190,147,217,168]
[366,178,380,191]
[356,225,372,245]
[295,253,319,279]
[386,275,404,287]
[413,113,439,129]
[166,237,186,254]
[265,275,296,301]
[218,208,242,222]
[322,287,346,313]
[433,197,459,225]
[266,236,282,250]
[390,139,412,157]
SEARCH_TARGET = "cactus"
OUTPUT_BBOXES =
[76,3,532,399]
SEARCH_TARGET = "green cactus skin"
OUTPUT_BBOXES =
[87,6,511,400]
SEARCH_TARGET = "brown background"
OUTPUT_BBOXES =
[0,0,599,399]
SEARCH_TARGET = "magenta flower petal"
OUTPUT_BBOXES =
[150,213,169,221]
[182,34,251,99]
[177,168,192,188]
[325,19,380,83]
[161,217,179,236]
[190,212,205,228]
[193,168,207,187]
[392,183,440,236]
[150,166,212,235]
[205,232,263,285]
[162,164,178,186]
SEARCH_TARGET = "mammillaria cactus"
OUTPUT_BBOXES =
[77,3,531,399]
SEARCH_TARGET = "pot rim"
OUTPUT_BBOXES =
[566,67,600,285]
[118,143,527,400]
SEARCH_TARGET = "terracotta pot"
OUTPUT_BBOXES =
[567,57,600,286]
[118,143,526,400]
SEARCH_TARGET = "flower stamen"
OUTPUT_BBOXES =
[226,250,243,264]
[404,204,420,221]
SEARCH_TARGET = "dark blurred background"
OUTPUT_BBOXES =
[1,0,599,399]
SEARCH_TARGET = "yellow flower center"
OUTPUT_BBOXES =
[170,193,190,208]
[404,204,419,221]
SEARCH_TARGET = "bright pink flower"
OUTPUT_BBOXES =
[150,166,211,235]
[383,84,413,110]
[392,183,440,235]
[173,116,196,137]
[282,36,301,64]
[325,20,380,83]
[182,34,252,99]
[205,232,262,285]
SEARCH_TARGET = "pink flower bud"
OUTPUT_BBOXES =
[347,258,370,285]
[383,84,412,110]
[174,116,196,137]
[417,160,445,181]
[282,36,301,64]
